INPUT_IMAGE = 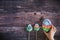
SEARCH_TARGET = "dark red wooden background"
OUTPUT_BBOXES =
[0,0,60,40]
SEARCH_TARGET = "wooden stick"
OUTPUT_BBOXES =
[36,31,37,40]
[28,32,30,40]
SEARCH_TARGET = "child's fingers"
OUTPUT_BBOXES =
[51,25,57,33]
[53,26,57,32]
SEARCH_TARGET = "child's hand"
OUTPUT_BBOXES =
[43,25,57,40]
